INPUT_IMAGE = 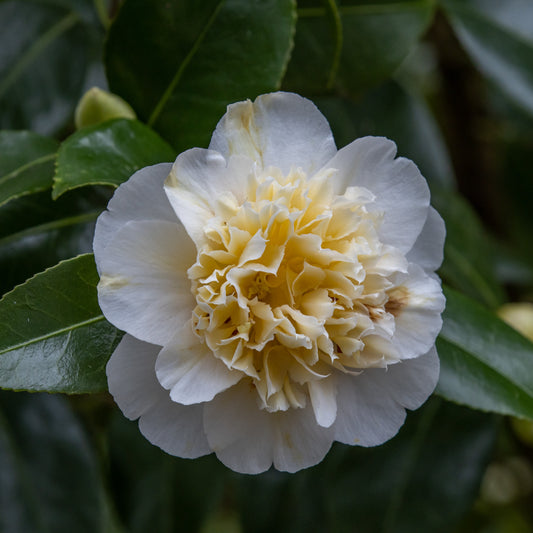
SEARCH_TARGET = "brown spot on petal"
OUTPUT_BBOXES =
[385,287,410,317]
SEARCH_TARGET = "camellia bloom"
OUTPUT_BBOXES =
[95,92,446,474]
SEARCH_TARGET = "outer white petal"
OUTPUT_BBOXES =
[164,149,253,246]
[94,163,175,262]
[325,137,430,254]
[155,323,242,405]
[406,207,446,272]
[390,264,446,360]
[204,381,275,474]
[204,381,334,474]
[333,347,439,446]
[97,220,196,346]
[272,404,334,473]
[107,334,211,458]
[209,92,337,175]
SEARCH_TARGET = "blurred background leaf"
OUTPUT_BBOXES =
[108,414,227,533]
[0,391,116,533]
[0,0,105,136]
[440,0,533,118]
[0,131,58,206]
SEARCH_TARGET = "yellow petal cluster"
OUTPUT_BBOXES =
[188,163,409,412]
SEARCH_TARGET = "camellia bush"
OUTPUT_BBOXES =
[2,0,533,532]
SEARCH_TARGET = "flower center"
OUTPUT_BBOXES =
[188,166,407,412]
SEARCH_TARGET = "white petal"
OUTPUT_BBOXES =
[204,381,334,474]
[387,346,440,410]
[333,348,439,447]
[308,377,337,428]
[107,334,211,458]
[138,401,209,459]
[106,334,163,420]
[272,404,334,473]
[93,163,175,262]
[209,92,337,175]
[97,220,196,346]
[204,381,275,474]
[155,323,242,405]
[391,264,446,360]
[325,137,430,253]
[406,207,446,272]
[164,149,253,246]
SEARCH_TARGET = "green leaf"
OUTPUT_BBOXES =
[0,392,112,533]
[105,0,296,151]
[437,286,533,420]
[53,119,176,198]
[0,131,58,207]
[0,187,109,296]
[433,189,506,308]
[239,400,496,533]
[284,0,435,95]
[441,0,533,117]
[0,254,121,393]
[0,0,103,135]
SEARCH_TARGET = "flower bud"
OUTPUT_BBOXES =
[498,302,533,341]
[498,302,533,447]
[74,87,136,129]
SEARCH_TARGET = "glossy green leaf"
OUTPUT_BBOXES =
[0,0,103,135]
[441,0,533,117]
[0,187,109,296]
[108,414,226,533]
[284,0,435,95]
[0,391,112,533]
[433,189,505,308]
[0,131,58,207]
[53,119,176,198]
[437,287,533,420]
[239,400,496,533]
[0,254,121,393]
[105,0,296,151]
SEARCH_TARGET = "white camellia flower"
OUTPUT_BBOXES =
[95,92,446,474]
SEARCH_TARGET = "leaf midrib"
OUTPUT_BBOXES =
[0,211,99,248]
[0,315,105,356]
[0,153,55,186]
[147,1,225,126]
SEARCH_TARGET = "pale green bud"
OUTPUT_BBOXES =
[74,87,136,129]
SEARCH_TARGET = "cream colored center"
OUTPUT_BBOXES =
[188,166,406,412]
